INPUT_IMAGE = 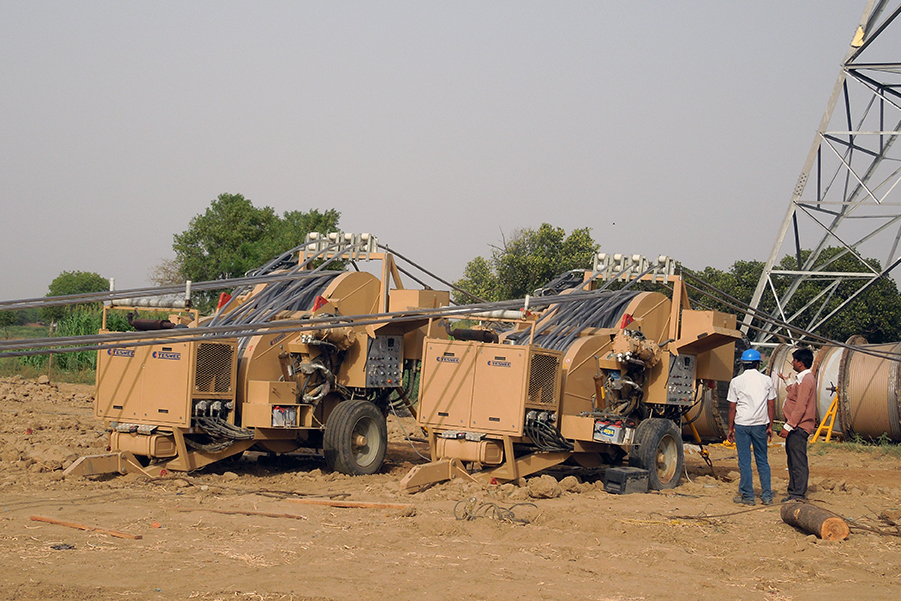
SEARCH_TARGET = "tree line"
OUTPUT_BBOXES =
[4,192,901,347]
[457,229,901,344]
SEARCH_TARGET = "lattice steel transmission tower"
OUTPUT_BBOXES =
[744,1,901,346]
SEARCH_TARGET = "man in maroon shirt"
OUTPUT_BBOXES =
[777,348,817,502]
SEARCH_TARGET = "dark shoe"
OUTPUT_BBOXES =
[761,497,774,506]
[733,495,755,506]
[781,495,804,503]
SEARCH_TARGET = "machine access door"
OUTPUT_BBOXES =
[96,341,193,427]
[419,340,478,429]
[469,345,528,435]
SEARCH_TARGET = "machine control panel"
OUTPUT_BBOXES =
[666,353,697,404]
[365,335,403,388]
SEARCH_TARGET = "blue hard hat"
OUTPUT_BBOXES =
[741,349,762,363]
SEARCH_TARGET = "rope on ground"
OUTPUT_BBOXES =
[653,504,773,522]
[453,496,538,524]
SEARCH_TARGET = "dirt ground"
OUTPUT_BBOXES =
[0,376,900,601]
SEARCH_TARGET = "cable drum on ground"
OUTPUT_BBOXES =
[840,341,901,441]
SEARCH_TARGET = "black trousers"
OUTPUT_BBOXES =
[785,428,810,499]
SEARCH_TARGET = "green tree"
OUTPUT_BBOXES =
[41,271,109,323]
[774,248,901,343]
[172,193,340,311]
[455,256,496,303]
[689,248,901,344]
[19,308,41,324]
[454,224,599,303]
[256,209,343,262]
[0,310,16,338]
[689,260,765,317]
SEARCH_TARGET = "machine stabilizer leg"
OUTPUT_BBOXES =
[399,458,476,491]
[63,451,157,478]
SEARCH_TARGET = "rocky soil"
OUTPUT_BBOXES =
[1,376,900,601]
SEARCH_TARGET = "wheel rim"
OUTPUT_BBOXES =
[654,434,678,484]
[351,415,380,467]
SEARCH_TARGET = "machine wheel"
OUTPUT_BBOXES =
[323,400,388,475]
[629,418,684,490]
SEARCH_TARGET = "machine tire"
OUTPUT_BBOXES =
[323,400,388,476]
[629,418,684,490]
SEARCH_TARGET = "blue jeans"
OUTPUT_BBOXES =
[735,424,772,501]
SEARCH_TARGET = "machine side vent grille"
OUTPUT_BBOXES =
[527,353,560,407]
[195,343,234,393]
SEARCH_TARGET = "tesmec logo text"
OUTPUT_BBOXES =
[152,351,181,361]
[107,349,135,358]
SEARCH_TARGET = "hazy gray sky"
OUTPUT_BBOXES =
[0,2,867,301]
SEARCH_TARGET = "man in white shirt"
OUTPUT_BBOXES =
[727,348,776,506]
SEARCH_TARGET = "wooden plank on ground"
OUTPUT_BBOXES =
[171,507,309,520]
[288,498,414,510]
[30,515,142,540]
